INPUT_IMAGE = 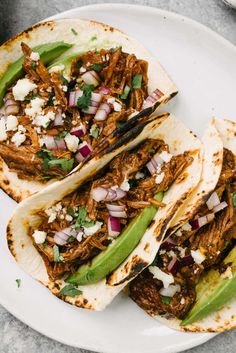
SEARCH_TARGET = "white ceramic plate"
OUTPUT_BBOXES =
[0,4,236,353]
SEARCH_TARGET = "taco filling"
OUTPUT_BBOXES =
[29,138,192,283]
[129,148,236,320]
[0,42,161,182]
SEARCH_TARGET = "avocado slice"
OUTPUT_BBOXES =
[47,53,78,79]
[0,41,73,106]
[67,191,164,286]
[181,245,236,326]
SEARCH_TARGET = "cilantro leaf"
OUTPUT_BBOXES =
[151,256,158,266]
[74,207,89,230]
[48,158,74,173]
[132,74,142,89]
[31,62,37,70]
[60,75,69,86]
[149,148,156,154]
[16,279,21,288]
[77,85,94,110]
[53,245,64,262]
[90,126,100,139]
[71,28,78,36]
[59,284,82,297]
[67,207,75,217]
[36,149,52,159]
[161,295,171,305]
[120,85,130,100]
[91,35,97,41]
[232,192,236,208]
[82,220,95,228]
[55,131,68,140]
[91,63,104,72]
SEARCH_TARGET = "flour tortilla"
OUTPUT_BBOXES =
[0,18,177,202]
[7,113,202,310]
[154,118,236,332]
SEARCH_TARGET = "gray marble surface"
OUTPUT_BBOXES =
[0,0,236,352]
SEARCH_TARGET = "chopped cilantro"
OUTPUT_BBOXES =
[91,35,97,41]
[82,220,95,228]
[42,241,48,248]
[232,192,236,208]
[53,245,64,262]
[67,207,75,217]
[77,84,94,110]
[68,236,75,242]
[71,28,78,36]
[161,296,171,305]
[55,131,68,140]
[48,158,74,173]
[151,256,158,266]
[47,95,55,106]
[36,149,52,159]
[116,121,126,129]
[59,284,82,297]
[75,59,83,68]
[149,148,156,154]
[120,85,130,100]
[60,75,69,86]
[16,279,21,288]
[74,207,95,230]
[90,126,100,139]
[91,63,104,72]
[31,62,37,70]
[132,74,142,89]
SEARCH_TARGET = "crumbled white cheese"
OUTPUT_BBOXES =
[34,126,41,134]
[33,115,51,128]
[83,221,103,236]
[149,266,174,288]
[113,101,122,112]
[55,203,62,212]
[180,298,185,305]
[177,246,186,258]
[79,67,86,73]
[11,131,26,147]
[168,250,176,258]
[64,133,79,152]
[120,180,130,192]
[25,97,45,118]
[48,64,65,73]
[60,214,65,220]
[107,98,115,104]
[62,85,68,92]
[0,119,7,141]
[191,249,206,264]
[135,172,144,180]
[6,115,18,131]
[12,78,37,101]
[45,202,63,222]
[175,229,183,237]
[159,249,166,255]
[77,231,84,242]
[32,230,46,244]
[30,51,40,61]
[221,266,233,279]
[65,214,73,222]
[159,150,172,163]
[48,212,57,223]
[155,172,165,185]
[182,222,192,232]
[18,124,26,133]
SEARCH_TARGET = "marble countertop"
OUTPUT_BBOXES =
[0,1,236,352]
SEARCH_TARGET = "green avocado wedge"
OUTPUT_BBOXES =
[0,41,73,106]
[67,191,164,286]
[48,53,78,79]
[181,245,236,326]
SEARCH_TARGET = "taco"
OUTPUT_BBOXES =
[7,113,202,310]
[129,118,236,332]
[0,18,177,202]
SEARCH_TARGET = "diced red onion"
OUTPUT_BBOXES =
[108,216,121,237]
[54,231,69,246]
[167,257,180,275]
[75,141,92,162]
[4,93,20,115]
[68,90,83,107]
[113,188,127,201]
[90,100,100,107]
[206,191,220,210]
[213,201,228,213]
[82,106,98,115]
[146,153,164,175]
[81,70,100,86]
[55,138,67,150]
[105,189,117,201]
[160,238,176,251]
[94,103,111,121]
[71,124,86,137]
[146,161,157,175]
[53,110,64,126]
[153,153,164,166]
[108,210,127,218]
[99,86,110,95]
[42,135,57,150]
[159,284,181,298]
[142,88,164,109]
[190,213,215,230]
[106,204,125,212]
[91,187,109,202]
[91,92,102,102]
[181,254,194,266]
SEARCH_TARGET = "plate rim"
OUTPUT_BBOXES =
[1,3,235,352]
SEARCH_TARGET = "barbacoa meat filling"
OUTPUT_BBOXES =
[0,44,159,182]
[129,148,236,320]
[29,138,192,280]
